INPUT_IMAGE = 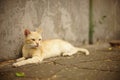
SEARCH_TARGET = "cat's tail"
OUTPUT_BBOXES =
[76,47,89,55]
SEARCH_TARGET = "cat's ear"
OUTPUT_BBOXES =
[24,29,31,37]
[37,28,43,34]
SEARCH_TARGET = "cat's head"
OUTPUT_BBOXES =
[24,29,42,48]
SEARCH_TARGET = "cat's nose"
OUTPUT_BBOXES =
[36,43,39,47]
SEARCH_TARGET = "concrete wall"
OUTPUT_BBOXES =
[0,0,120,61]
[93,0,120,42]
[0,0,89,61]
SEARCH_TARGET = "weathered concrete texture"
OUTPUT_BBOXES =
[93,0,120,42]
[0,0,26,61]
[0,0,89,61]
[0,0,120,64]
[0,44,120,80]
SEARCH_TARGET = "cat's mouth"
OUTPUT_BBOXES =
[28,43,40,48]
[36,43,39,47]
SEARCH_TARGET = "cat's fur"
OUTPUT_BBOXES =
[13,29,89,67]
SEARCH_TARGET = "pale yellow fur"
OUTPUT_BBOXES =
[13,29,89,67]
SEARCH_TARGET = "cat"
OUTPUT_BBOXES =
[13,29,89,67]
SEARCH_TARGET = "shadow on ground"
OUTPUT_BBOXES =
[0,43,120,80]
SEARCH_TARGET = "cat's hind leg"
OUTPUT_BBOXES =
[62,52,73,56]
[62,49,78,56]
[76,47,89,55]
[62,47,89,56]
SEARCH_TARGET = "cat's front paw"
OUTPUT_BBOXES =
[13,63,21,67]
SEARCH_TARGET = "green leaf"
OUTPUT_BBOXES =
[16,72,25,77]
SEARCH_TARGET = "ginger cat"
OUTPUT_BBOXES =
[13,29,89,67]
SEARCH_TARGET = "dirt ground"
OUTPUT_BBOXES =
[0,43,120,80]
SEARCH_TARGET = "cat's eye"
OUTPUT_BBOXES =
[32,39,35,41]
[39,39,41,41]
